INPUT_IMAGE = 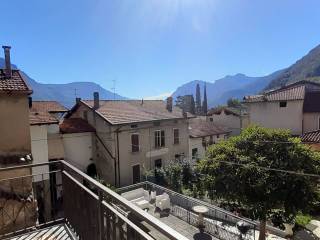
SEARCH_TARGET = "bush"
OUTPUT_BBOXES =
[295,213,312,227]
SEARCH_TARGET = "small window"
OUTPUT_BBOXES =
[210,118,213,122]
[131,134,139,152]
[173,129,179,144]
[175,154,181,160]
[155,159,162,168]
[217,134,220,139]
[192,148,198,159]
[131,124,138,128]
[155,130,165,148]
[83,111,88,121]
[279,101,287,108]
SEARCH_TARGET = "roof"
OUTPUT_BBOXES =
[60,118,95,134]
[31,101,68,113]
[301,130,320,143]
[303,91,320,113]
[29,101,65,125]
[243,85,306,103]
[80,100,187,125]
[0,69,32,94]
[189,118,231,138]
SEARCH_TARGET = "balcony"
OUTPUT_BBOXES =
[0,161,188,240]
[0,161,285,240]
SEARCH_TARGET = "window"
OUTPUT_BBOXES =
[131,124,138,128]
[192,148,198,159]
[132,164,140,184]
[173,128,179,144]
[279,101,287,108]
[83,111,88,121]
[131,134,139,152]
[217,134,220,139]
[210,118,213,122]
[318,117,320,130]
[155,130,165,148]
[154,159,162,168]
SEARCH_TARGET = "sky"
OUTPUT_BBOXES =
[1,0,320,99]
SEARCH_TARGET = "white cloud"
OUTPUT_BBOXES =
[144,92,173,100]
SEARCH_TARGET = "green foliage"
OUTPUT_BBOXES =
[227,98,241,108]
[295,213,312,227]
[197,125,320,223]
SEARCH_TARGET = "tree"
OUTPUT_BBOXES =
[202,84,208,115]
[197,126,320,240]
[195,83,202,115]
[227,98,241,108]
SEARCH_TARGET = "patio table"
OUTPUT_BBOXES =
[192,205,209,228]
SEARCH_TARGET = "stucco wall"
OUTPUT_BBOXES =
[30,125,50,181]
[246,100,304,135]
[303,113,320,133]
[63,132,93,172]
[208,111,241,136]
[0,94,31,156]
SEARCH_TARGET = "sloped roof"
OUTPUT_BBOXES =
[243,85,305,103]
[189,118,231,138]
[60,118,95,134]
[81,100,186,125]
[29,101,65,125]
[208,106,246,116]
[0,69,32,94]
[301,130,320,143]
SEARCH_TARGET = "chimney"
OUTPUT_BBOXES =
[166,97,173,112]
[2,46,12,78]
[76,97,81,104]
[93,92,99,109]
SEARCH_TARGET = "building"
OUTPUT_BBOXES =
[301,130,320,151]
[243,81,320,135]
[189,117,231,161]
[207,106,249,135]
[66,93,190,186]
[0,46,35,234]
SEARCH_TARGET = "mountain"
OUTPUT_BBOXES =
[266,44,320,90]
[172,70,284,107]
[0,58,126,108]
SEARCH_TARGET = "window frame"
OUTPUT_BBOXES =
[173,128,180,145]
[131,133,140,152]
[279,101,287,108]
[155,130,165,148]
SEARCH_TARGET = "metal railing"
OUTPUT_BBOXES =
[0,161,189,240]
[118,181,259,240]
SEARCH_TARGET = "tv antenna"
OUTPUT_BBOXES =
[111,79,116,100]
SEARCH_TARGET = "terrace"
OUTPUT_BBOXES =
[0,161,285,240]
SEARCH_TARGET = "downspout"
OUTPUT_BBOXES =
[115,127,121,187]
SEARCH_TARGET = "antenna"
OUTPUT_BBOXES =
[111,79,116,100]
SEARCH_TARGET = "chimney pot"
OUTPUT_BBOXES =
[2,46,12,78]
[93,92,99,109]
[166,97,173,112]
[76,97,81,104]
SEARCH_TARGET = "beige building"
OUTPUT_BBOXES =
[207,107,249,136]
[243,81,320,136]
[189,117,231,161]
[66,94,190,187]
[0,46,36,233]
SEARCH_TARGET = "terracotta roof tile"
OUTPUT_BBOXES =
[0,69,32,93]
[82,100,186,125]
[189,118,231,138]
[60,118,95,134]
[29,101,66,125]
[301,130,320,143]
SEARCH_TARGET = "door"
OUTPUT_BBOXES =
[132,164,141,184]
[155,159,162,168]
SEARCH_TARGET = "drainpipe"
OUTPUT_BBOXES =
[115,127,121,187]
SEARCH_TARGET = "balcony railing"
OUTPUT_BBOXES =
[0,161,189,240]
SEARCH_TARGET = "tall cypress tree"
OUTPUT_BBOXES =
[202,84,208,115]
[195,83,201,115]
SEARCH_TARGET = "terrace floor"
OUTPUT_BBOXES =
[141,204,218,240]
[7,224,77,240]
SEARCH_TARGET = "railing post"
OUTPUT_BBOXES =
[98,190,104,240]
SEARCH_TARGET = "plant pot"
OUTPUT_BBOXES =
[283,223,295,236]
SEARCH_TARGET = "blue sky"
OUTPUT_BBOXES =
[1,0,320,99]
